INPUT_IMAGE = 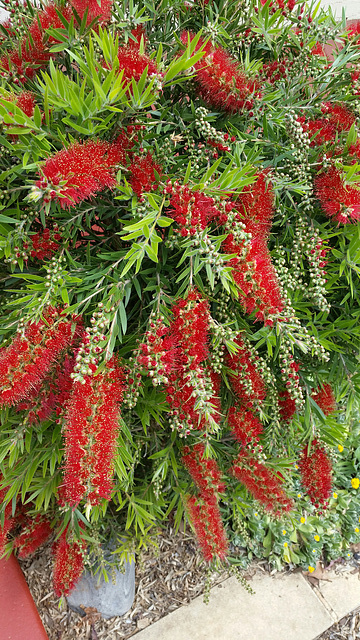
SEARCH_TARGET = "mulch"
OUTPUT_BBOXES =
[19,524,226,640]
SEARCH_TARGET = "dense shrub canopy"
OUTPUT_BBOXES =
[1,0,360,593]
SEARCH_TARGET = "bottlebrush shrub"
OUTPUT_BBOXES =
[1,0,360,598]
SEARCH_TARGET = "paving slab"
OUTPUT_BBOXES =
[134,573,333,640]
[316,570,360,620]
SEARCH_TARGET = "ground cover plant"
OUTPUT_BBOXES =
[1,0,360,597]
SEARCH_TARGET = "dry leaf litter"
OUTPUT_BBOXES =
[19,523,228,640]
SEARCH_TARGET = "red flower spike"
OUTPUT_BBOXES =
[311,383,336,416]
[231,450,293,515]
[14,515,52,559]
[70,0,113,25]
[63,358,126,507]
[228,407,263,446]
[223,173,283,323]
[52,527,86,597]
[278,390,297,422]
[37,137,131,209]
[314,167,360,224]
[182,443,225,495]
[181,32,261,114]
[186,494,228,562]
[128,152,162,197]
[116,45,159,84]
[0,307,73,407]
[298,439,332,507]
[30,228,62,261]
[225,335,266,409]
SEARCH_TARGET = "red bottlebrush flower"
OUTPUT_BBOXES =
[228,407,263,446]
[17,352,78,425]
[185,494,228,562]
[167,183,221,235]
[262,59,294,84]
[311,383,336,416]
[225,335,266,409]
[70,0,113,25]
[14,515,52,559]
[181,32,260,114]
[128,152,162,197]
[63,357,126,507]
[9,91,35,117]
[182,443,225,495]
[0,307,73,407]
[170,288,210,366]
[0,3,73,81]
[314,166,360,224]
[299,439,332,507]
[52,527,85,597]
[311,42,325,56]
[346,21,360,41]
[278,390,297,422]
[116,45,159,84]
[300,103,356,148]
[231,450,293,515]
[223,173,283,323]
[30,227,62,260]
[36,137,129,209]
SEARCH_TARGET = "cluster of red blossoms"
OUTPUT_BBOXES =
[35,130,161,208]
[62,357,126,507]
[6,90,35,117]
[223,173,284,323]
[116,27,159,85]
[0,307,75,406]
[181,32,261,114]
[314,166,360,224]
[231,450,294,515]
[312,383,336,416]
[29,227,62,261]
[0,477,52,558]
[166,182,223,237]
[225,335,266,410]
[36,138,131,209]
[228,408,293,515]
[298,439,332,507]
[164,291,221,435]
[0,1,112,82]
[52,526,86,597]
[278,390,297,422]
[182,444,228,562]
[299,102,356,148]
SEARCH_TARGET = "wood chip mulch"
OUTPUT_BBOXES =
[316,608,360,640]
[18,524,227,640]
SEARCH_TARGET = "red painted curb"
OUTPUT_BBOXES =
[0,555,48,639]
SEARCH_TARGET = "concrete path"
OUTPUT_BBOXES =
[133,568,360,640]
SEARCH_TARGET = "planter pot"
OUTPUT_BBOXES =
[67,552,135,620]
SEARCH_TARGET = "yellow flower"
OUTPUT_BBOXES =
[333,493,338,499]
[347,553,351,558]
[284,542,288,547]
[352,478,360,489]
[294,464,299,470]
[355,528,360,533]
[254,513,258,517]
[300,517,306,524]
[312,549,316,553]
[297,493,302,498]
[314,535,320,542]
[358,517,360,523]
[308,566,315,573]
[338,445,344,453]
[282,529,287,535]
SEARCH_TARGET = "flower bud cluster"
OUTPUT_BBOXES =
[168,367,220,438]
[283,112,313,209]
[71,302,114,383]
[195,106,236,154]
[277,338,304,408]
[291,218,330,312]
[44,254,66,290]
